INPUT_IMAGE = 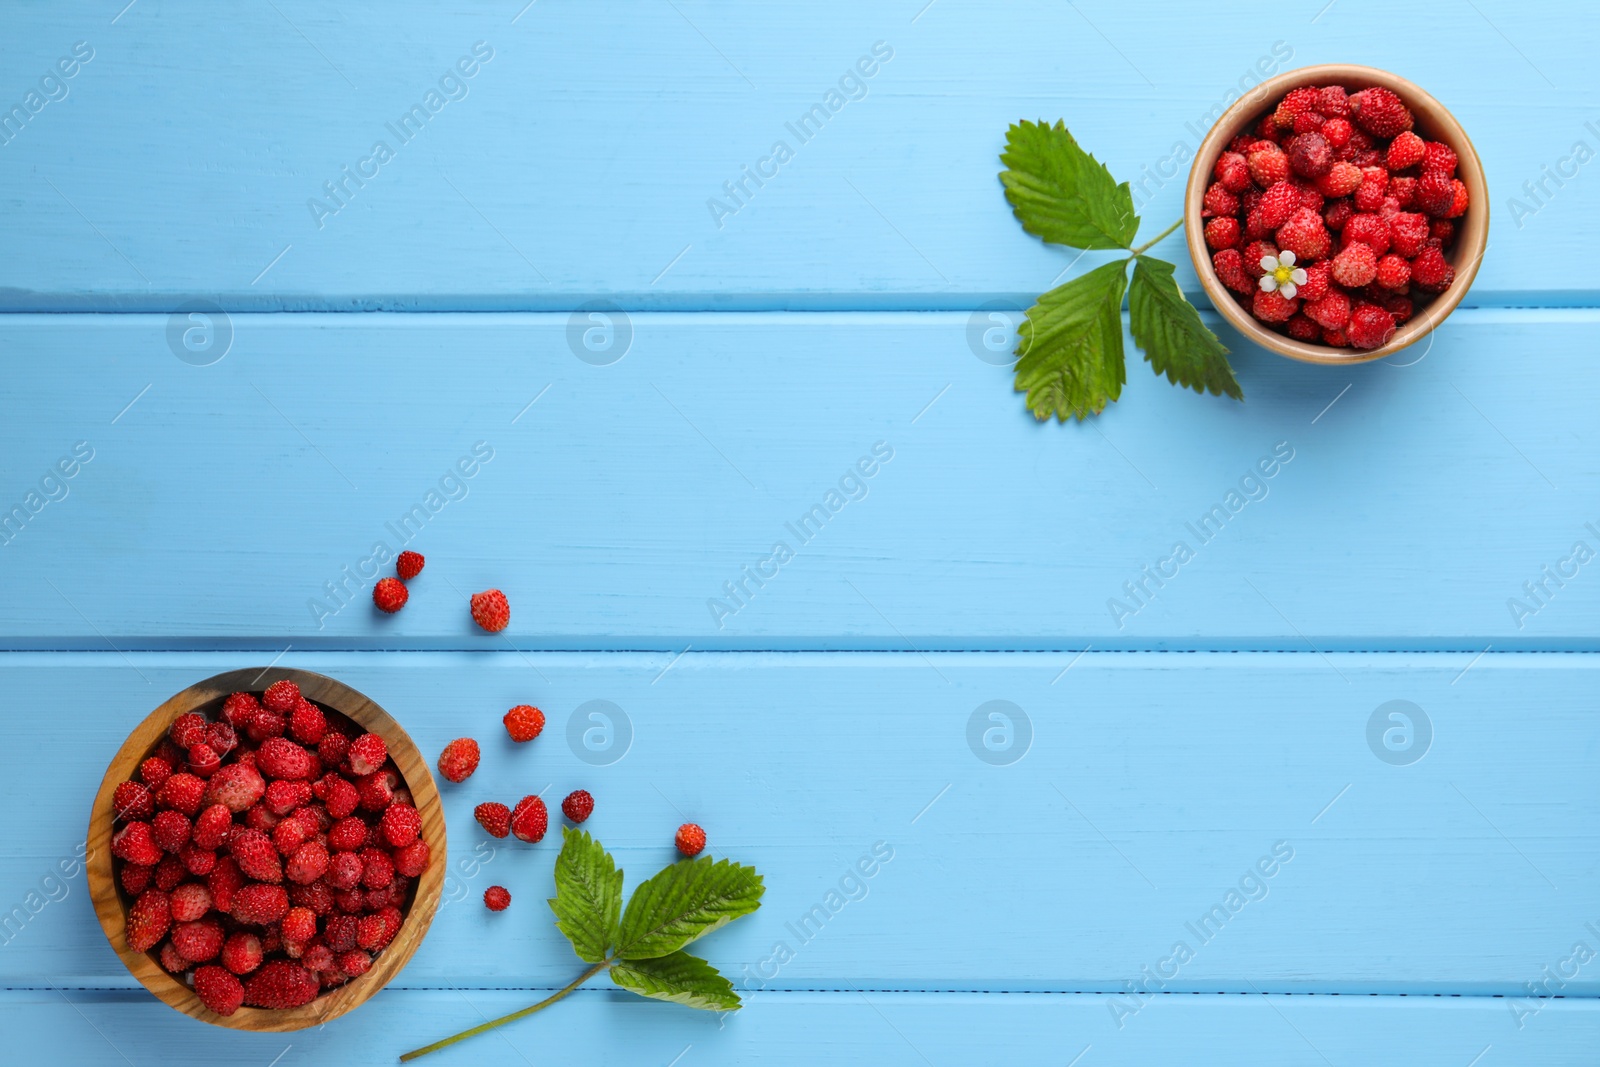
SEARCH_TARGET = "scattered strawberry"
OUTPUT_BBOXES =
[510,795,549,843]
[470,589,510,632]
[474,802,511,839]
[437,739,480,783]
[396,551,425,580]
[561,790,594,824]
[373,577,409,614]
[484,886,511,912]
[675,823,707,857]
[503,705,545,743]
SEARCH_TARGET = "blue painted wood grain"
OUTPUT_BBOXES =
[0,313,1594,648]
[1,1,1596,1063]
[0,1,1592,309]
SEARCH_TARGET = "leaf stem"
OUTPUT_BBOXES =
[1128,218,1183,257]
[399,959,613,1062]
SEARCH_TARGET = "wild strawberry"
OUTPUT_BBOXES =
[1387,175,1417,210]
[113,822,165,866]
[126,889,171,952]
[1387,212,1429,258]
[1376,254,1411,290]
[503,705,545,743]
[325,851,363,890]
[160,941,189,973]
[1211,249,1253,294]
[230,883,290,925]
[675,823,707,857]
[220,692,260,731]
[243,803,280,833]
[393,839,431,878]
[220,931,263,975]
[1422,141,1457,175]
[470,589,511,632]
[207,856,244,912]
[1430,219,1456,246]
[1410,246,1456,293]
[194,964,245,1016]
[1247,141,1290,187]
[1214,151,1252,193]
[1241,240,1277,274]
[1275,209,1331,262]
[180,842,217,876]
[230,828,283,883]
[1384,130,1424,171]
[475,801,512,838]
[244,961,319,1009]
[1417,169,1454,216]
[484,886,511,912]
[188,804,231,851]
[1331,242,1379,287]
[1322,327,1349,347]
[264,780,312,817]
[246,707,286,744]
[139,756,174,790]
[1349,87,1413,138]
[204,723,237,756]
[288,700,327,746]
[346,733,388,776]
[1353,167,1389,213]
[1445,178,1469,219]
[1287,132,1332,178]
[318,731,351,769]
[1204,216,1240,250]
[1314,161,1363,198]
[1346,303,1397,349]
[154,855,186,890]
[290,878,335,917]
[1320,117,1352,148]
[1343,214,1391,256]
[171,917,225,962]
[153,810,192,853]
[262,681,299,713]
[281,906,317,944]
[165,882,210,924]
[1251,181,1300,233]
[437,739,479,783]
[187,743,221,778]
[1296,261,1332,304]
[1385,294,1416,324]
[157,772,207,815]
[1305,290,1352,331]
[1203,182,1239,217]
[396,550,425,580]
[114,780,155,821]
[1273,86,1321,129]
[255,737,316,781]
[561,790,595,823]
[302,942,336,973]
[328,816,368,852]
[373,577,408,613]
[121,862,154,896]
[511,795,549,843]
[336,949,371,977]
[355,770,394,811]
[1287,314,1322,341]
[1317,85,1350,118]
[1324,199,1355,233]
[322,777,359,820]
[1291,109,1324,135]
[1251,289,1299,323]
[360,848,395,889]
[287,841,330,885]
[380,804,422,847]
[171,712,209,750]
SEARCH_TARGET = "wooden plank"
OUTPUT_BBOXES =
[0,2,1591,308]
[0,312,1595,648]
[4,652,1596,992]
[2,989,1595,1066]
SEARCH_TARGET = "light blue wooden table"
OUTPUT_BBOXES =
[2,2,1597,1063]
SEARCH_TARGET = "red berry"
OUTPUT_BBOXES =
[396,551,425,580]
[194,964,245,1016]
[1202,182,1239,217]
[1316,85,1350,118]
[207,856,244,912]
[1315,161,1363,198]
[380,803,422,847]
[484,886,512,911]
[1343,213,1391,256]
[1204,217,1240,250]
[1214,151,1252,193]
[126,889,171,953]
[1211,249,1253,294]
[510,795,548,843]
[114,780,155,821]
[1287,132,1332,179]
[288,700,327,746]
[1410,246,1456,293]
[1353,167,1388,213]
[262,680,301,713]
[1247,142,1290,187]
[139,756,174,790]
[1417,169,1455,216]
[230,828,284,883]
[243,961,319,1010]
[337,949,372,977]
[561,790,594,823]
[231,883,290,925]
[1286,314,1322,341]
[287,841,331,885]
[1429,219,1456,246]
[282,906,317,944]
[329,816,369,852]
[1346,303,1397,350]
[220,692,260,731]
[1331,243,1379,288]
[187,743,221,778]
[113,822,165,867]
[204,763,265,813]
[1444,178,1469,219]
[1273,86,1321,129]
[257,737,316,781]
[503,705,546,742]
[171,917,225,962]
[346,733,388,776]
[158,773,206,815]
[360,848,394,889]
[1376,254,1411,290]
[171,712,208,750]
[474,801,511,838]
[1275,209,1331,262]
[221,931,263,975]
[1297,261,1332,304]
[393,838,431,878]
[470,589,510,632]
[1320,117,1352,148]
[373,577,408,614]
[437,738,480,783]
[1349,87,1413,138]
[675,823,707,857]
[153,810,192,853]
[1251,289,1299,324]
[1422,141,1457,176]
[324,776,360,820]
[1324,199,1355,233]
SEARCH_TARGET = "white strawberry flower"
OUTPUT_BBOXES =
[1257,250,1307,300]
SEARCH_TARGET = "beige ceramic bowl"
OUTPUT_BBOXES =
[1185,64,1488,364]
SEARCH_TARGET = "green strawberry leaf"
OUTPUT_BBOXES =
[1014,259,1130,421]
[610,950,742,1012]
[1000,120,1139,251]
[547,827,623,964]
[615,855,764,961]
[1129,255,1243,401]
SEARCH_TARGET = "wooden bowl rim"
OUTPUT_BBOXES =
[1183,62,1489,365]
[87,667,446,1032]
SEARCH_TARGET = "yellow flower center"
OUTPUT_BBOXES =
[1272,264,1296,285]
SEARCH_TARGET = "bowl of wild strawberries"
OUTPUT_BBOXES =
[88,668,445,1030]
[1186,64,1487,363]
